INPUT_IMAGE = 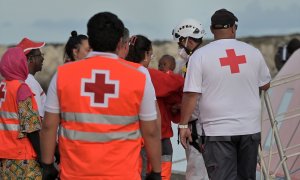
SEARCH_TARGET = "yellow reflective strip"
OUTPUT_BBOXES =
[0,111,18,119]
[61,112,138,125]
[161,155,172,162]
[0,123,19,131]
[59,127,141,142]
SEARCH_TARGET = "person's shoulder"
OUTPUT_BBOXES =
[193,41,218,55]
[118,58,141,69]
[25,74,40,87]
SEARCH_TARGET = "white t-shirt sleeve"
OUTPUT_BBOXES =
[44,72,60,113]
[257,51,271,86]
[183,53,203,93]
[25,75,46,117]
[137,67,157,121]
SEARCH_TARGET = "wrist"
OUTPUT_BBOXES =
[40,162,54,169]
[178,124,188,128]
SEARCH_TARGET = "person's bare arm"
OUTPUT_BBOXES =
[140,120,161,173]
[40,111,60,164]
[155,101,161,139]
[179,92,199,148]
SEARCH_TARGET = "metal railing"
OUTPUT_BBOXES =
[260,73,300,180]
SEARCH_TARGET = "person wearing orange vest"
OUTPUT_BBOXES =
[40,12,161,180]
[0,47,42,179]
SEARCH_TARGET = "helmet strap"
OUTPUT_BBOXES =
[190,41,202,55]
[183,37,192,55]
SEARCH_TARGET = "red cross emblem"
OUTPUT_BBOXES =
[81,70,119,108]
[219,49,246,74]
[0,82,7,107]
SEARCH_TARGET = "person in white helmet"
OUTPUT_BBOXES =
[172,19,209,180]
[179,9,271,180]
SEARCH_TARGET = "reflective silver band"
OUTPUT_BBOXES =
[161,155,172,162]
[61,112,139,125]
[59,127,141,142]
[0,123,19,131]
[0,111,18,120]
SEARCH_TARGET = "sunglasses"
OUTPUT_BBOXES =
[28,53,45,58]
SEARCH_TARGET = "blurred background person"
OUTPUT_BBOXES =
[64,30,90,63]
[0,47,42,179]
[274,38,300,71]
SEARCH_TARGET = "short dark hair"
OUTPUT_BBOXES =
[64,30,88,61]
[126,35,152,63]
[87,12,124,52]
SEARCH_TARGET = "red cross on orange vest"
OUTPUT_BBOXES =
[219,49,246,74]
[0,82,6,107]
[81,70,119,108]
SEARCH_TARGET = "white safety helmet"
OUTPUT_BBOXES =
[172,19,205,43]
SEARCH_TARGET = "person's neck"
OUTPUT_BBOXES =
[29,70,36,76]
[214,34,235,40]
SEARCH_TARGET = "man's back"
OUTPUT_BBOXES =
[56,56,146,179]
[185,39,271,136]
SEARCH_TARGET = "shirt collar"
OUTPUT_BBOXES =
[86,51,119,59]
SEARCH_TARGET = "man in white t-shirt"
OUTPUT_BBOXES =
[17,38,46,118]
[172,19,208,180]
[179,9,271,180]
[40,12,161,180]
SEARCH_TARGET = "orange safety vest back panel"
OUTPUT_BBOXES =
[0,80,38,160]
[57,56,146,179]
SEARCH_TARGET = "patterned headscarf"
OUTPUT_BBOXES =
[0,47,29,81]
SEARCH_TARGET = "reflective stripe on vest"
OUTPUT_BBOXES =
[59,126,141,142]
[0,123,19,131]
[161,154,172,162]
[61,112,138,125]
[0,111,18,119]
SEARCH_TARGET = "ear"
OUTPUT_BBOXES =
[72,49,78,58]
[116,37,123,51]
[27,57,33,63]
[232,25,236,34]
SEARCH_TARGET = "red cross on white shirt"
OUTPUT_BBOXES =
[219,49,247,74]
[81,70,119,108]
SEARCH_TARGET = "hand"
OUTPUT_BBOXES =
[145,171,161,180]
[54,145,60,164]
[41,163,59,180]
[179,127,192,149]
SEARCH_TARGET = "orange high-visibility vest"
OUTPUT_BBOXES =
[57,56,146,180]
[0,80,38,160]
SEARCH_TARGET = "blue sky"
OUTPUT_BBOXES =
[0,0,299,45]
